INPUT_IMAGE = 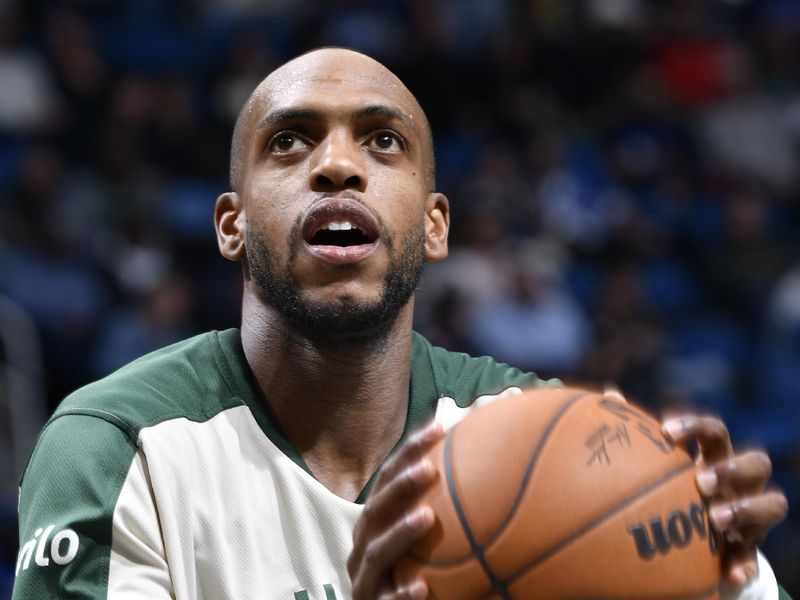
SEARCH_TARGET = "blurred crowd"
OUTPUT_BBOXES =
[1,0,799,595]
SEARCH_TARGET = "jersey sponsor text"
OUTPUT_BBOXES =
[16,525,79,575]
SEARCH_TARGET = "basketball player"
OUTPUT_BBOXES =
[13,48,790,599]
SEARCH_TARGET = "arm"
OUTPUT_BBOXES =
[662,416,791,600]
[13,413,174,599]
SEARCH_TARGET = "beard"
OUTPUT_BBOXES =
[245,223,425,348]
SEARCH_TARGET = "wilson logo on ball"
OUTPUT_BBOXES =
[627,502,720,560]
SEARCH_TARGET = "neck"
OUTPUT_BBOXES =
[240,293,414,501]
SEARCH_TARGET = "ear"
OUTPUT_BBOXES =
[424,192,449,262]
[215,192,246,261]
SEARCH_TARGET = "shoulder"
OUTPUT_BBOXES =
[53,328,243,435]
[412,331,560,406]
[19,329,245,492]
[15,329,249,596]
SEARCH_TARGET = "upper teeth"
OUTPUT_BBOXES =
[323,221,357,231]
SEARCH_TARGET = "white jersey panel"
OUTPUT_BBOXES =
[109,451,174,598]
[111,406,362,600]
[433,386,523,431]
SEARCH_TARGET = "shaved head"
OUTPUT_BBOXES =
[228,47,436,193]
[215,46,451,347]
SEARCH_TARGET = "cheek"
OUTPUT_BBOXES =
[372,176,427,224]
[247,166,308,211]
[245,178,301,233]
[243,214,296,271]
[391,196,427,234]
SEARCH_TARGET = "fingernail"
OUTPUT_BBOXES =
[730,566,749,587]
[406,507,433,529]
[696,470,718,495]
[711,505,734,529]
[403,580,427,599]
[602,386,627,404]
[417,460,435,480]
[405,461,433,484]
[419,422,443,442]
[662,419,684,439]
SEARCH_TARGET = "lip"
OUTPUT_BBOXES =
[301,197,381,265]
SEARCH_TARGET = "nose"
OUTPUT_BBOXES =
[309,131,367,192]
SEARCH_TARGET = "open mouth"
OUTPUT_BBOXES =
[302,198,381,264]
[308,221,374,247]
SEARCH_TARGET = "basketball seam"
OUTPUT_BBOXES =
[496,461,696,597]
[407,391,714,600]
[445,429,511,599]
[484,391,592,547]
[409,390,591,568]
[648,583,720,600]
[506,581,719,600]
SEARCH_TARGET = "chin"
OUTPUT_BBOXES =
[302,282,383,308]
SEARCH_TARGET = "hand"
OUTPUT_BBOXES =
[662,415,788,587]
[348,422,445,600]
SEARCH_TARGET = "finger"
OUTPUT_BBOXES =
[708,490,789,534]
[723,550,759,587]
[602,385,627,404]
[371,423,444,496]
[353,458,438,548]
[662,414,733,465]
[376,579,429,600]
[350,506,435,599]
[695,451,772,497]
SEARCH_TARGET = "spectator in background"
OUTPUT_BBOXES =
[760,265,800,429]
[469,239,591,377]
[698,184,795,320]
[0,4,59,134]
[1,0,799,595]
[91,274,195,377]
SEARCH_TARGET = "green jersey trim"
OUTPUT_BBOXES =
[15,415,138,597]
[14,328,794,600]
[47,407,138,441]
[20,328,552,512]
[213,329,549,503]
[215,329,446,502]
[215,328,313,480]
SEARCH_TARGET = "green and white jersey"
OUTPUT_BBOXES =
[13,329,548,600]
[13,328,793,600]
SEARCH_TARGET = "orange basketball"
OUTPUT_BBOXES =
[395,387,722,599]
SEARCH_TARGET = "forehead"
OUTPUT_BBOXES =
[249,51,423,128]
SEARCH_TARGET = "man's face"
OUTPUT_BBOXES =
[235,50,440,344]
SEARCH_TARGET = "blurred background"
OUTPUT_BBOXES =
[0,0,799,596]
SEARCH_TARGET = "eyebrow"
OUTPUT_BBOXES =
[257,104,414,130]
[353,104,411,126]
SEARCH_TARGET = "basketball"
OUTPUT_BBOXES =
[394,387,722,599]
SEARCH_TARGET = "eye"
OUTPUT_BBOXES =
[365,131,403,153]
[268,132,310,154]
